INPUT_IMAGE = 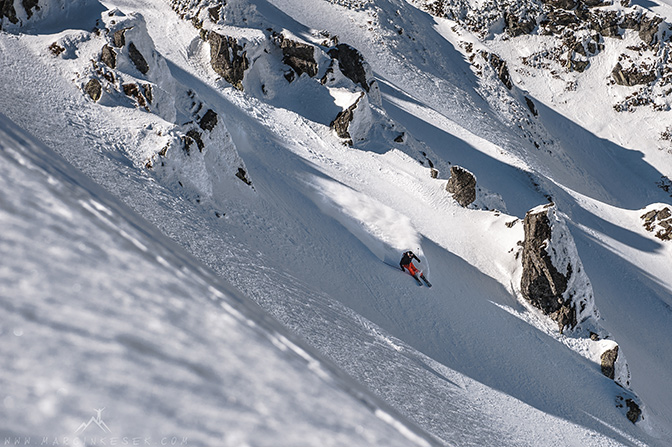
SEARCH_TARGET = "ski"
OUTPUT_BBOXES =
[420,275,432,288]
[413,275,423,286]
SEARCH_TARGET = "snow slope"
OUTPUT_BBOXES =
[0,112,437,446]
[1,0,672,445]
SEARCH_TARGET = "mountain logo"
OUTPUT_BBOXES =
[75,408,112,434]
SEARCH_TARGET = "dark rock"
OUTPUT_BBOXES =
[328,43,369,91]
[280,37,318,77]
[542,0,578,9]
[582,0,606,6]
[541,10,579,34]
[141,83,152,104]
[186,129,204,152]
[236,167,252,185]
[520,204,578,331]
[590,10,621,37]
[208,31,249,90]
[611,62,656,86]
[48,42,65,56]
[0,0,18,25]
[567,58,589,72]
[84,78,102,102]
[600,346,618,379]
[506,14,536,37]
[22,0,39,19]
[330,92,364,143]
[525,96,538,116]
[112,28,127,48]
[446,166,477,207]
[638,15,663,46]
[482,51,513,89]
[284,70,295,83]
[208,5,221,22]
[394,132,405,143]
[101,44,117,69]
[199,109,218,132]
[128,42,149,75]
[123,83,149,109]
[626,399,642,423]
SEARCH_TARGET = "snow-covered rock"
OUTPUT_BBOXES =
[446,165,477,207]
[520,203,595,331]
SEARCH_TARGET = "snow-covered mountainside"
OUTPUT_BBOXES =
[1,0,671,445]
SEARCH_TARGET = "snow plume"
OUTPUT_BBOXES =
[311,177,425,268]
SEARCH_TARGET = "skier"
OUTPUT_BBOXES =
[399,250,431,286]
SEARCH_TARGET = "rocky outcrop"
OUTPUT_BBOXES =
[601,345,619,379]
[328,44,370,92]
[641,206,672,240]
[612,61,656,86]
[279,36,318,78]
[84,78,102,102]
[331,92,365,143]
[113,28,127,48]
[481,51,513,89]
[123,83,150,110]
[198,109,218,132]
[101,44,117,69]
[0,0,19,27]
[520,204,578,331]
[414,0,671,110]
[208,31,249,90]
[446,166,477,207]
[128,42,149,75]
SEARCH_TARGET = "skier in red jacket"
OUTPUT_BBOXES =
[400,251,431,286]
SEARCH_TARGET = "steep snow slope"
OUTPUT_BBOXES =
[0,112,437,446]
[1,0,671,445]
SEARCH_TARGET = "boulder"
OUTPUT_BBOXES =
[199,109,218,132]
[446,166,477,207]
[626,399,642,423]
[0,0,18,26]
[280,37,318,78]
[128,42,149,75]
[638,15,663,46]
[505,15,536,37]
[601,345,618,379]
[208,32,248,90]
[482,51,513,89]
[520,204,579,331]
[112,28,127,48]
[122,83,149,110]
[101,44,117,69]
[331,92,365,143]
[23,0,38,19]
[612,62,656,86]
[640,206,672,240]
[84,78,102,102]
[328,44,369,91]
